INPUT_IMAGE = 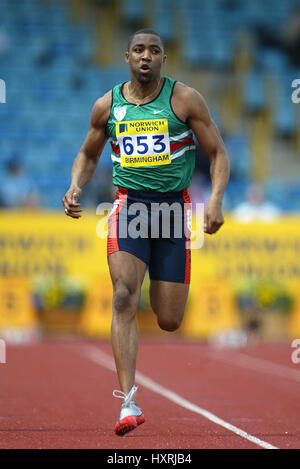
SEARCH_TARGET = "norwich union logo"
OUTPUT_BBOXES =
[118,123,128,133]
[114,106,127,121]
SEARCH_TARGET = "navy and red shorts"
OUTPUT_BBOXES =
[107,187,191,283]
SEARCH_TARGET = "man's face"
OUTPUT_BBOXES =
[125,34,166,84]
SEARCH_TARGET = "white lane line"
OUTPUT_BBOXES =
[210,350,300,383]
[82,345,278,450]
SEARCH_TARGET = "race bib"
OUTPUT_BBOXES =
[116,119,171,167]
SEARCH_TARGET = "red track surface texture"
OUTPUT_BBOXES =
[0,339,299,449]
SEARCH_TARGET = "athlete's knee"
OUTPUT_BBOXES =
[113,284,131,313]
[113,281,137,314]
[157,316,183,332]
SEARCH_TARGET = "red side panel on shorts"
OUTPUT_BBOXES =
[183,189,191,284]
[107,188,128,257]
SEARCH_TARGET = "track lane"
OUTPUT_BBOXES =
[81,342,278,449]
[0,341,128,449]
[0,341,255,449]
[124,340,299,449]
[0,340,298,449]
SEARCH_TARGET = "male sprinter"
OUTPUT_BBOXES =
[62,29,230,436]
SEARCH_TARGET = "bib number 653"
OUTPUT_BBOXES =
[122,135,167,156]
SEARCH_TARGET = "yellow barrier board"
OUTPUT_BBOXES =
[1,212,300,283]
[0,276,37,329]
[192,216,300,282]
[187,216,300,339]
[79,277,113,337]
[0,210,109,281]
[287,282,300,337]
[182,278,240,338]
[0,211,300,339]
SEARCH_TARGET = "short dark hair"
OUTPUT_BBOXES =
[127,29,164,52]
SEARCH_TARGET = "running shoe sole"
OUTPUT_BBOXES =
[114,413,145,436]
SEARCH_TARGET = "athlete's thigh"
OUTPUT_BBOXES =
[149,279,190,323]
[108,251,147,295]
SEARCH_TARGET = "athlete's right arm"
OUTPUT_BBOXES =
[62,91,112,218]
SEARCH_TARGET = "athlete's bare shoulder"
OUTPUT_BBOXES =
[90,90,112,128]
[171,81,210,125]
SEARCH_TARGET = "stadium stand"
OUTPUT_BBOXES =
[0,0,299,211]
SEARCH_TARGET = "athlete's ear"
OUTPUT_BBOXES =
[125,51,129,64]
[162,54,167,64]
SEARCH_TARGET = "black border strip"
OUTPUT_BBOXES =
[104,88,114,129]
[170,80,187,124]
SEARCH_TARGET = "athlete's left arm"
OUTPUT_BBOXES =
[186,88,230,234]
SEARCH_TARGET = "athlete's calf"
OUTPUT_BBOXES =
[150,280,189,332]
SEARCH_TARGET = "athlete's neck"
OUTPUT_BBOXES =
[127,76,163,101]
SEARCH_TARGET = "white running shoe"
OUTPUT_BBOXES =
[113,385,145,436]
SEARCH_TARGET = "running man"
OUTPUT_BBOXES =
[62,29,230,436]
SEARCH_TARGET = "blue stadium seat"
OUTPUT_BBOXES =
[1,0,298,210]
[243,70,266,112]
[273,94,297,136]
[153,0,175,44]
[121,0,145,25]
[223,132,252,179]
[257,49,289,74]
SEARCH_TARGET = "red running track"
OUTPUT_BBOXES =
[0,338,299,449]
